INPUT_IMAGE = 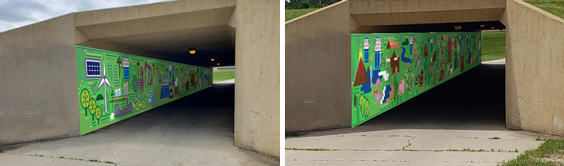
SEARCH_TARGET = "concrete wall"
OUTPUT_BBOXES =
[285,1,352,132]
[74,0,236,40]
[505,0,564,135]
[233,0,280,158]
[0,14,79,145]
[350,0,505,28]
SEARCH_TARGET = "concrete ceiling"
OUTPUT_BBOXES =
[75,0,237,67]
[350,0,506,31]
[353,21,506,33]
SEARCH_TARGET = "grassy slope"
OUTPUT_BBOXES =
[285,8,319,21]
[481,31,506,61]
[502,139,564,166]
[213,70,235,82]
[526,0,564,19]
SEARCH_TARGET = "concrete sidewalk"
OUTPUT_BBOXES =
[1,83,277,166]
[0,153,114,166]
[214,79,235,84]
[286,59,554,166]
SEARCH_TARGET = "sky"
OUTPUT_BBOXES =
[0,0,170,32]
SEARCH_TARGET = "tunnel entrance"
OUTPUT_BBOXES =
[73,2,237,141]
[351,21,507,128]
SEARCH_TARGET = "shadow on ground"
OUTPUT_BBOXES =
[2,83,278,166]
[300,63,506,137]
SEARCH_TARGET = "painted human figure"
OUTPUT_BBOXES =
[168,64,173,87]
[412,37,418,56]
[139,66,144,92]
[409,36,413,55]
[447,35,452,55]
[430,36,434,52]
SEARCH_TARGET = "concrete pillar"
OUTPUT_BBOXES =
[505,0,564,134]
[285,1,352,132]
[233,0,280,158]
[0,14,80,145]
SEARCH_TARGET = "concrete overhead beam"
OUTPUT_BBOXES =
[74,0,236,26]
[76,6,235,40]
[352,8,505,26]
[350,0,505,14]
[350,0,505,27]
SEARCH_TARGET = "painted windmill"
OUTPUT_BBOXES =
[97,61,112,114]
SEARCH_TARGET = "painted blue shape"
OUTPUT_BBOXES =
[400,47,412,63]
[375,51,381,68]
[360,82,371,94]
[123,67,130,79]
[149,91,157,104]
[381,85,392,104]
[160,86,169,99]
[367,69,383,85]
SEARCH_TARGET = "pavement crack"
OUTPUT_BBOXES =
[402,136,415,151]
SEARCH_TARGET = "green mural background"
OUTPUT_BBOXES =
[351,32,482,127]
[76,46,212,135]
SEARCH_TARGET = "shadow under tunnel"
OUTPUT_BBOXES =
[2,82,278,165]
[354,63,506,132]
[80,82,237,148]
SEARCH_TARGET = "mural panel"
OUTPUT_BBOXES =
[351,32,482,127]
[76,46,212,135]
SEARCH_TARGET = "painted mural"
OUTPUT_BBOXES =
[351,32,482,127]
[76,46,212,135]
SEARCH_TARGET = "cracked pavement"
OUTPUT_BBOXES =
[1,82,278,166]
[286,59,554,166]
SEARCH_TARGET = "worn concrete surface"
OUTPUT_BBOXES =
[233,0,280,158]
[0,13,80,145]
[0,153,114,166]
[504,0,564,135]
[0,83,277,166]
[285,0,352,132]
[286,60,553,166]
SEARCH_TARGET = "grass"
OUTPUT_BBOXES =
[213,69,234,82]
[285,147,331,151]
[490,137,502,140]
[501,139,564,166]
[482,31,506,61]
[285,8,320,21]
[285,132,300,139]
[525,0,564,19]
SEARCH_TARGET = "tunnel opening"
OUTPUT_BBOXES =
[73,11,238,146]
[351,21,507,130]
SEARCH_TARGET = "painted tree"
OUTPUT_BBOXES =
[358,95,370,117]
[89,99,96,119]
[80,89,90,116]
[95,107,102,124]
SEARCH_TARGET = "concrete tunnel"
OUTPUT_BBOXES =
[286,0,564,136]
[0,0,279,158]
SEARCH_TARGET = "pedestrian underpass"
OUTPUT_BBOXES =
[351,31,483,127]
[0,0,280,159]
